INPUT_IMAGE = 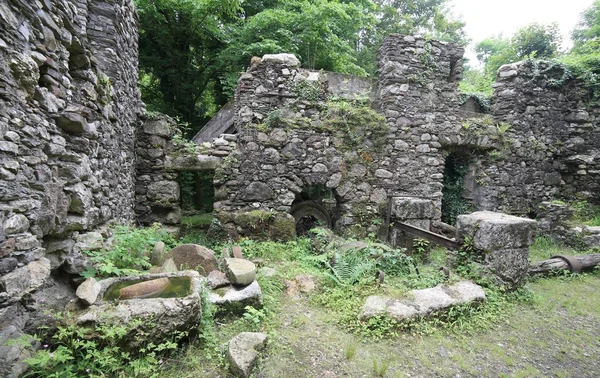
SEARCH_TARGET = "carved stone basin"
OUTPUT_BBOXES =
[73,271,203,348]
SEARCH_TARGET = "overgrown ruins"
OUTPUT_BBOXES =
[0,0,599,376]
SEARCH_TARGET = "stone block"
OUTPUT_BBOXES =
[456,211,537,251]
[209,281,263,314]
[225,258,257,286]
[228,332,268,378]
[392,197,434,220]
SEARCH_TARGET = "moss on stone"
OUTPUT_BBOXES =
[270,214,296,241]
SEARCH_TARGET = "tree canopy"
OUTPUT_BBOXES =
[135,0,466,136]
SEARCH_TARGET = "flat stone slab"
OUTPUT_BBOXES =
[225,258,256,286]
[210,281,263,314]
[228,332,268,377]
[456,211,537,251]
[360,281,486,321]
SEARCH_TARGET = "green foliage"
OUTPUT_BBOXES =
[137,0,466,131]
[23,317,183,378]
[178,171,215,213]
[292,80,328,103]
[372,357,391,377]
[569,200,600,227]
[512,22,561,59]
[326,251,377,286]
[343,339,359,360]
[82,224,176,278]
[135,0,242,134]
[466,22,562,94]
[242,306,269,329]
[441,152,473,225]
[323,99,388,152]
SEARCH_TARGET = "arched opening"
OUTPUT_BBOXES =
[290,185,337,235]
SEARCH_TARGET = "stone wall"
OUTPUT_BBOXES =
[135,115,236,227]
[214,37,465,237]
[472,61,600,214]
[0,1,142,375]
[216,34,599,237]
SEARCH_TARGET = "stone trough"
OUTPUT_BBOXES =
[73,271,203,348]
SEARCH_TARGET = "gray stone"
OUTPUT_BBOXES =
[456,211,537,251]
[63,252,92,275]
[208,270,230,289]
[3,214,29,235]
[54,112,89,134]
[151,241,166,265]
[262,53,300,67]
[242,182,273,201]
[75,272,202,349]
[143,118,171,136]
[209,281,263,314]
[393,197,434,220]
[0,258,51,297]
[165,154,222,171]
[225,258,257,286]
[162,258,178,273]
[76,277,101,306]
[360,281,486,321]
[228,332,268,378]
[167,244,218,275]
[147,180,180,203]
[0,257,18,275]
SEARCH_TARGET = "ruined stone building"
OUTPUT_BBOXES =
[0,0,599,375]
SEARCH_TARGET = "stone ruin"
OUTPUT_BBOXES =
[1,0,599,376]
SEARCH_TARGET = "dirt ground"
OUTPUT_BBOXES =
[164,271,599,378]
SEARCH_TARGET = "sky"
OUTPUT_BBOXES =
[449,0,595,63]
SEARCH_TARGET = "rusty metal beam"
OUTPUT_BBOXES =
[395,222,460,250]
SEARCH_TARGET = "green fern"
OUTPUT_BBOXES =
[326,251,376,286]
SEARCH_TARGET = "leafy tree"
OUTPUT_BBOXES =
[572,0,600,47]
[512,22,561,59]
[462,22,562,96]
[135,0,466,132]
[566,0,600,77]
[135,0,242,134]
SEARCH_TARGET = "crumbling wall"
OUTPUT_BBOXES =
[472,61,600,214]
[0,1,142,375]
[135,115,236,226]
[215,37,465,237]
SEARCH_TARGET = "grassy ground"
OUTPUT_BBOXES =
[158,236,600,378]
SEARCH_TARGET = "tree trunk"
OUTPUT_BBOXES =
[529,254,600,274]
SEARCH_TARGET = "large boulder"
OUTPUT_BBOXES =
[165,244,218,275]
[456,211,537,251]
[228,332,268,377]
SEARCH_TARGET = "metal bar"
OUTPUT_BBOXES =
[395,222,460,250]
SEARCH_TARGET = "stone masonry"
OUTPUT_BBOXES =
[0,1,142,376]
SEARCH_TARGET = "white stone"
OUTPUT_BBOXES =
[261,53,300,67]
